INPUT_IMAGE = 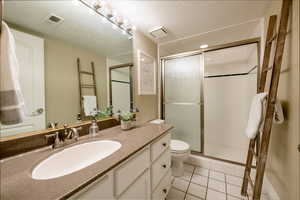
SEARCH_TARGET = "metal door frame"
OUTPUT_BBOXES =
[109,63,134,111]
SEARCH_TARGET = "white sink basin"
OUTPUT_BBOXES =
[32,140,121,180]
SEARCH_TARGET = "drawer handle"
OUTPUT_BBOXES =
[162,164,167,168]
[163,188,168,194]
[162,142,167,147]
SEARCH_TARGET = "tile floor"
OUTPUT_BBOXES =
[166,163,267,200]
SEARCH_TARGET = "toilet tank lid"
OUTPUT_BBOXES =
[150,119,165,124]
[170,140,190,152]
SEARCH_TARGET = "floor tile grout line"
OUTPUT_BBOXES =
[189,179,208,188]
[185,192,206,200]
[204,169,210,200]
[172,186,187,193]
[183,166,196,200]
[207,176,226,183]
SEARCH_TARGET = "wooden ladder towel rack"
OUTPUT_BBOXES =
[77,58,99,119]
[241,0,291,199]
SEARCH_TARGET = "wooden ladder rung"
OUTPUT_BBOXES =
[80,70,93,75]
[81,84,96,88]
[246,172,254,191]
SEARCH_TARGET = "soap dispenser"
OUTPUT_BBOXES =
[89,119,99,137]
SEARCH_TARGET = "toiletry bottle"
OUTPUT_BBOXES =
[89,119,99,137]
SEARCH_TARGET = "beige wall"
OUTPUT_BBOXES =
[133,30,158,122]
[45,38,107,124]
[263,0,300,199]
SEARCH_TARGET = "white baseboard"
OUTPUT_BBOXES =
[185,155,280,200]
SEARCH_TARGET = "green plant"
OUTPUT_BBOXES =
[96,106,113,119]
[120,112,134,122]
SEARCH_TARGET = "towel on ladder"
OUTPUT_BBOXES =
[0,22,25,125]
[245,92,268,139]
[83,96,97,116]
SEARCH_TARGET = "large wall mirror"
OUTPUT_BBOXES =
[1,0,133,138]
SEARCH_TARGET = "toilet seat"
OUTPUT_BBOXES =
[170,140,190,154]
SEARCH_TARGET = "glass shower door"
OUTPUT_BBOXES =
[163,54,203,152]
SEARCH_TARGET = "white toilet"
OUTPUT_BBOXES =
[150,119,191,177]
[170,139,190,177]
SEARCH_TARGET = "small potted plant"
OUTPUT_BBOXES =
[119,112,134,130]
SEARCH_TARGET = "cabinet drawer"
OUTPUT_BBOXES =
[118,170,149,200]
[115,147,150,196]
[151,133,171,161]
[151,149,171,190]
[68,172,114,200]
[152,170,172,200]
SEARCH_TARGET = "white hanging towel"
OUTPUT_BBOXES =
[245,92,268,139]
[0,22,25,125]
[83,96,97,116]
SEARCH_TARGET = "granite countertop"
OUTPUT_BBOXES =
[0,123,173,200]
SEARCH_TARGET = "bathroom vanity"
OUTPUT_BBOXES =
[0,123,173,200]
[70,129,171,200]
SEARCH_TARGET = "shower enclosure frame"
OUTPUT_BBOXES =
[160,37,261,165]
[108,63,134,111]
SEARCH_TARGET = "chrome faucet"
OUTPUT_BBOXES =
[67,127,81,141]
[45,125,82,149]
[45,131,63,149]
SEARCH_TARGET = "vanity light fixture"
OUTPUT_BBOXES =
[78,0,133,37]
[200,44,209,49]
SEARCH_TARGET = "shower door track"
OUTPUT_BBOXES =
[160,37,261,165]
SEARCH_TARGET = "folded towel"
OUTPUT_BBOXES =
[83,96,97,116]
[246,92,268,139]
[0,22,25,125]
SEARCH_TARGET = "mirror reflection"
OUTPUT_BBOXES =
[1,0,133,138]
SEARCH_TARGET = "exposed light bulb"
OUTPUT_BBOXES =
[113,10,118,17]
[200,44,208,49]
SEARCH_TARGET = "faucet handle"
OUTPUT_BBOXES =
[48,122,55,129]
[45,132,61,148]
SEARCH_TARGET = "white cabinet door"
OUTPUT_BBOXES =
[0,29,45,137]
[115,147,150,196]
[69,172,114,200]
[118,170,149,200]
